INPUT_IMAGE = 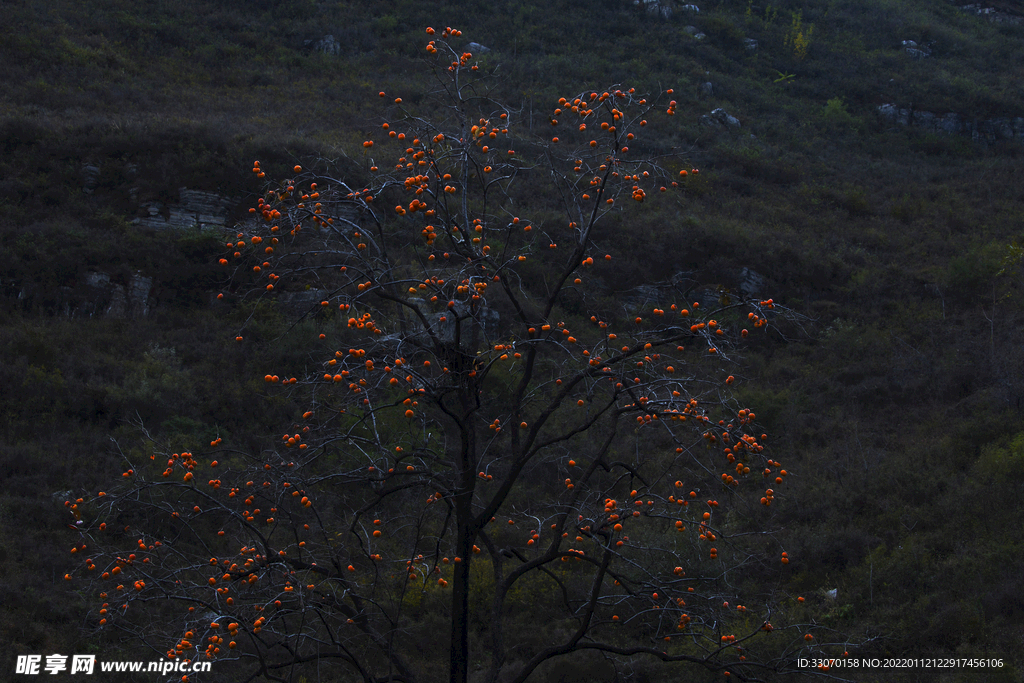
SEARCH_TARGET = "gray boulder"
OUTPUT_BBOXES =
[81,164,100,195]
[737,267,766,299]
[312,35,342,55]
[703,108,741,129]
[901,40,931,58]
[633,0,672,18]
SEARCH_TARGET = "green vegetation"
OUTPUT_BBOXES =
[2,0,1023,680]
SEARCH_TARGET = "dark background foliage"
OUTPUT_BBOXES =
[2,0,1023,680]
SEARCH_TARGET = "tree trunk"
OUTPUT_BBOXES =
[449,511,473,683]
[450,413,476,683]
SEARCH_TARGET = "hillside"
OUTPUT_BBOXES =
[2,0,1023,681]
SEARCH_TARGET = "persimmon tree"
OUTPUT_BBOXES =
[66,26,834,683]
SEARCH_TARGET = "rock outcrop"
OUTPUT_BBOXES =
[419,301,501,346]
[133,188,236,232]
[901,39,931,58]
[737,267,767,299]
[81,164,101,195]
[956,2,1023,24]
[633,0,674,18]
[621,268,767,313]
[877,104,1024,143]
[47,271,154,319]
[275,288,330,317]
[701,108,741,129]
[309,35,343,55]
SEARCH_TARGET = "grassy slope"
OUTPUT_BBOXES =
[2,0,1023,680]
